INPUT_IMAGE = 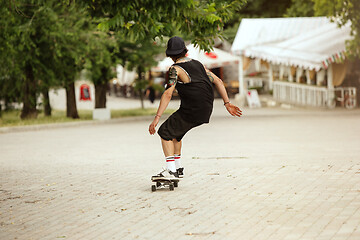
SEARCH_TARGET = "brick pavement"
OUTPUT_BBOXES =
[1,104,360,240]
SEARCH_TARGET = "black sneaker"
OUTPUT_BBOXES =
[177,168,184,178]
[170,170,180,178]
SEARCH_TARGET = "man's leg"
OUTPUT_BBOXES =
[161,138,176,172]
[174,139,182,156]
[173,139,184,177]
[161,138,174,156]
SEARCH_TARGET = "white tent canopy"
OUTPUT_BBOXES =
[231,17,330,55]
[152,44,240,72]
[231,17,352,70]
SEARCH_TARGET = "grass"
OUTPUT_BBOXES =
[0,108,175,128]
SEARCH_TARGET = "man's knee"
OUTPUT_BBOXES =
[160,137,173,142]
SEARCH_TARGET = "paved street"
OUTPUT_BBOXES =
[1,100,360,240]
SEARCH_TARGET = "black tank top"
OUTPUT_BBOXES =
[173,59,214,124]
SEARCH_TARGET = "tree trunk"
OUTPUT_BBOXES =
[65,81,79,119]
[42,87,52,116]
[94,67,109,108]
[139,89,144,109]
[95,82,107,108]
[21,63,38,119]
[137,67,145,109]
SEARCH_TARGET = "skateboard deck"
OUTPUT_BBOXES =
[151,178,179,191]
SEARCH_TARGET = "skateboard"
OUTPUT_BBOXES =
[151,178,179,192]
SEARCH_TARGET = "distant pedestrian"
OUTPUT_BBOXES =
[145,82,156,104]
[149,36,242,180]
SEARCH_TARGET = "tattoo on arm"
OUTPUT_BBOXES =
[207,72,215,83]
[166,66,177,89]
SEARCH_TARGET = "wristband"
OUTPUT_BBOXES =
[155,114,161,118]
[224,101,230,106]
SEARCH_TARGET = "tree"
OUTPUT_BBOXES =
[0,4,22,114]
[84,31,116,109]
[313,0,360,57]
[1,1,90,119]
[31,2,90,119]
[118,38,163,109]
[80,4,120,110]
[3,1,43,119]
[86,0,246,51]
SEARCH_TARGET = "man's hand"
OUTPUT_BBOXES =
[225,103,242,117]
[149,116,160,135]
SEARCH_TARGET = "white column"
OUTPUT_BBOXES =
[316,69,325,86]
[327,64,334,108]
[296,68,302,83]
[235,56,246,108]
[268,64,273,91]
[279,65,285,80]
[255,58,261,72]
[327,64,334,90]
[288,67,293,82]
[306,70,311,85]
[238,56,245,95]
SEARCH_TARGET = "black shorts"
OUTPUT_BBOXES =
[158,111,202,142]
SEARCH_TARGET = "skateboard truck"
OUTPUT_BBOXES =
[151,179,179,192]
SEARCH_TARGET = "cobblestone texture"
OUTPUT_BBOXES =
[1,101,360,240]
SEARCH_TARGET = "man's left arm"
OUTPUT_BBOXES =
[206,69,242,117]
[149,67,178,135]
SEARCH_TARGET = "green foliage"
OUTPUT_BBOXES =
[111,108,175,118]
[233,0,292,18]
[44,3,91,88]
[0,1,91,117]
[0,109,92,127]
[222,0,293,43]
[84,31,117,86]
[117,38,164,108]
[152,83,165,93]
[223,21,241,43]
[133,79,149,92]
[122,39,164,73]
[313,0,360,57]
[284,0,314,17]
[0,4,24,105]
[88,0,246,52]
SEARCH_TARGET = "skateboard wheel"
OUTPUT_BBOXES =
[173,181,178,187]
[151,185,156,192]
[169,184,174,191]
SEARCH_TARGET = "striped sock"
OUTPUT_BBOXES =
[174,154,182,169]
[166,156,176,172]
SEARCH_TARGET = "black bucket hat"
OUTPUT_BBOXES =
[166,36,186,56]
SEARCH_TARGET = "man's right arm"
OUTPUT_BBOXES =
[206,69,242,118]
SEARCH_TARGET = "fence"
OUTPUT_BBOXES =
[273,81,357,108]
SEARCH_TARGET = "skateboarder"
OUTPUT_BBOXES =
[149,36,242,181]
